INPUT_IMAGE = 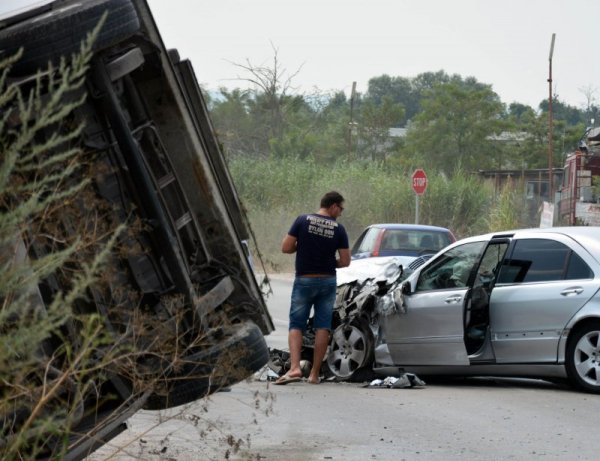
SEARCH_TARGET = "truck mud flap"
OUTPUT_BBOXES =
[195,275,234,320]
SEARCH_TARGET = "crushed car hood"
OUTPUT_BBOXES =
[336,256,413,285]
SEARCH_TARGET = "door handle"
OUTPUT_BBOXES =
[561,287,583,296]
[445,295,462,304]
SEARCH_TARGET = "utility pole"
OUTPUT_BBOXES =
[348,81,356,161]
[548,33,556,202]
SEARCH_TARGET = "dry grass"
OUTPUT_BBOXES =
[0,21,269,460]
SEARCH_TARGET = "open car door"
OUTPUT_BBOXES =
[382,241,487,365]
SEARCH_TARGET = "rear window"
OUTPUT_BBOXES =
[497,238,593,283]
[379,229,452,252]
[353,227,380,254]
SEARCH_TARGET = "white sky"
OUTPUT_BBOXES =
[147,0,600,111]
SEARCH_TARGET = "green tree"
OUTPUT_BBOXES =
[268,91,347,161]
[412,70,452,94]
[365,74,416,123]
[502,105,546,169]
[403,81,506,174]
[209,88,256,157]
[504,103,585,170]
[356,96,405,161]
[507,102,534,121]
[539,97,585,126]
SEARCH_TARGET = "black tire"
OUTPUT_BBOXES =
[325,319,374,382]
[566,321,600,393]
[143,321,269,410]
[0,0,140,76]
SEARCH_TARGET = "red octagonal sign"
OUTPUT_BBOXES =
[412,169,428,195]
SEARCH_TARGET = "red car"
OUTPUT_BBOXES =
[351,224,456,260]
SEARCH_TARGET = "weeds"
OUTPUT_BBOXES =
[0,15,263,459]
[229,157,532,271]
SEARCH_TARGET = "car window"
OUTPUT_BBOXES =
[416,241,486,292]
[414,230,453,251]
[353,227,379,254]
[380,230,452,252]
[497,238,593,284]
[566,251,594,279]
[380,230,412,250]
[471,240,508,280]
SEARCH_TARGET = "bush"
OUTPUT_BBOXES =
[228,157,518,271]
[0,21,139,459]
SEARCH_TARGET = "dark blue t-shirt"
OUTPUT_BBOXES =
[288,214,349,276]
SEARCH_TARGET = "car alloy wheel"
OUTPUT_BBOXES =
[326,321,373,380]
[566,322,600,393]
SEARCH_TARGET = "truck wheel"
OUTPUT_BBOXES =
[0,0,140,76]
[143,321,269,410]
[566,321,600,393]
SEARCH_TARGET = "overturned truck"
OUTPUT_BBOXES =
[0,0,273,459]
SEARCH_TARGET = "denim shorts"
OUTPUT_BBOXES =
[289,276,337,331]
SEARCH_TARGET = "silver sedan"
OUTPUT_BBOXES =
[327,227,600,393]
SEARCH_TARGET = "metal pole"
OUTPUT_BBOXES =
[548,33,556,202]
[415,194,420,224]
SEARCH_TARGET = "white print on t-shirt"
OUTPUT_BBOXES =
[306,215,338,238]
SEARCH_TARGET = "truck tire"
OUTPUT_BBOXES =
[0,0,140,76]
[143,321,269,410]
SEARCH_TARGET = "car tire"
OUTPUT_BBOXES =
[566,321,600,393]
[143,321,269,410]
[0,0,140,76]
[325,319,374,382]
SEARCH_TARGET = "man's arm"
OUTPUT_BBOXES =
[281,234,297,254]
[336,248,351,268]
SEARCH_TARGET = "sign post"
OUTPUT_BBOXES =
[411,169,428,224]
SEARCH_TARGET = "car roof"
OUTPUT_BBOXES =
[452,226,600,260]
[476,226,600,241]
[368,223,452,233]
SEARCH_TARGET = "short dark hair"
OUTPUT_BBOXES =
[320,191,344,208]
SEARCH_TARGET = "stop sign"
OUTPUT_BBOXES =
[412,169,427,195]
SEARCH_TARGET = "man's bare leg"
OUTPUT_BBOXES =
[286,328,304,379]
[308,328,330,384]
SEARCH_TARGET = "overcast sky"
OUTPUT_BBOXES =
[147,0,600,112]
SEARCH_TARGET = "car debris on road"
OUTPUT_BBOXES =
[366,374,426,389]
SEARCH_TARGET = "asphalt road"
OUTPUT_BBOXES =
[262,275,294,350]
[88,276,600,461]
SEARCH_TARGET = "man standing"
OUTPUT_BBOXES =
[276,191,350,385]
